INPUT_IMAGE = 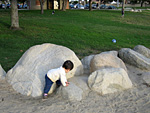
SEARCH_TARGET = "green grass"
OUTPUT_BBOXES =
[0,9,150,72]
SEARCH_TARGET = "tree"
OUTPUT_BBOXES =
[140,0,144,7]
[139,0,150,7]
[62,0,67,11]
[89,0,92,11]
[10,0,20,30]
[39,0,46,14]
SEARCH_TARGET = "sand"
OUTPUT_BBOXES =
[1,64,150,113]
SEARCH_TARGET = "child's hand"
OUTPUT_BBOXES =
[65,82,70,86]
[66,82,70,84]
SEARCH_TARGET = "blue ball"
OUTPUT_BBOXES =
[112,39,116,43]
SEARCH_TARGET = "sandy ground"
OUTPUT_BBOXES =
[1,64,150,113]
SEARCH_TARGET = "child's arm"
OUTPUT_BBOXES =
[60,74,69,86]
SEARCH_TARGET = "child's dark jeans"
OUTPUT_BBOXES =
[44,74,54,94]
[44,74,62,94]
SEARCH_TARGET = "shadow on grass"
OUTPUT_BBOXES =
[0,20,10,28]
[0,20,24,30]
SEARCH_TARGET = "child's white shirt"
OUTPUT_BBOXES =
[47,66,67,86]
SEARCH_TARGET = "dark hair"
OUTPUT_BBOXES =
[62,60,74,70]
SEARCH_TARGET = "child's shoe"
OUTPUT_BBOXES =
[43,93,48,99]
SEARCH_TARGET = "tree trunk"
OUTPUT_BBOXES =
[10,0,20,30]
[89,0,92,11]
[98,0,101,8]
[40,3,44,14]
[62,0,67,11]
[84,0,87,7]
[39,0,46,14]
[47,0,49,9]
[141,1,144,7]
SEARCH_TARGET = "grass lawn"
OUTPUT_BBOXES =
[0,9,150,72]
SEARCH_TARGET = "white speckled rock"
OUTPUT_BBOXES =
[6,43,83,97]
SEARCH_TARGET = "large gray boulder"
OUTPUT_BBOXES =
[0,65,6,80]
[90,51,127,73]
[6,43,83,97]
[88,68,133,95]
[119,48,150,71]
[134,45,150,58]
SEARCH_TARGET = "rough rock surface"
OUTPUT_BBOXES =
[57,82,84,101]
[90,51,127,73]
[0,65,6,80]
[143,72,150,85]
[69,76,90,94]
[57,76,90,101]
[134,45,150,58]
[88,68,133,95]
[81,55,94,74]
[119,48,150,71]
[6,43,83,97]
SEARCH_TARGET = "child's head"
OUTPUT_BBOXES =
[62,60,74,73]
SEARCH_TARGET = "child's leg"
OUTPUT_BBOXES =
[56,79,62,87]
[44,74,54,94]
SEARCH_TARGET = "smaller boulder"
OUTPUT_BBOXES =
[134,45,150,59]
[69,76,90,94]
[57,82,83,101]
[0,65,6,80]
[90,51,127,73]
[81,55,95,74]
[88,68,133,95]
[119,48,150,71]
